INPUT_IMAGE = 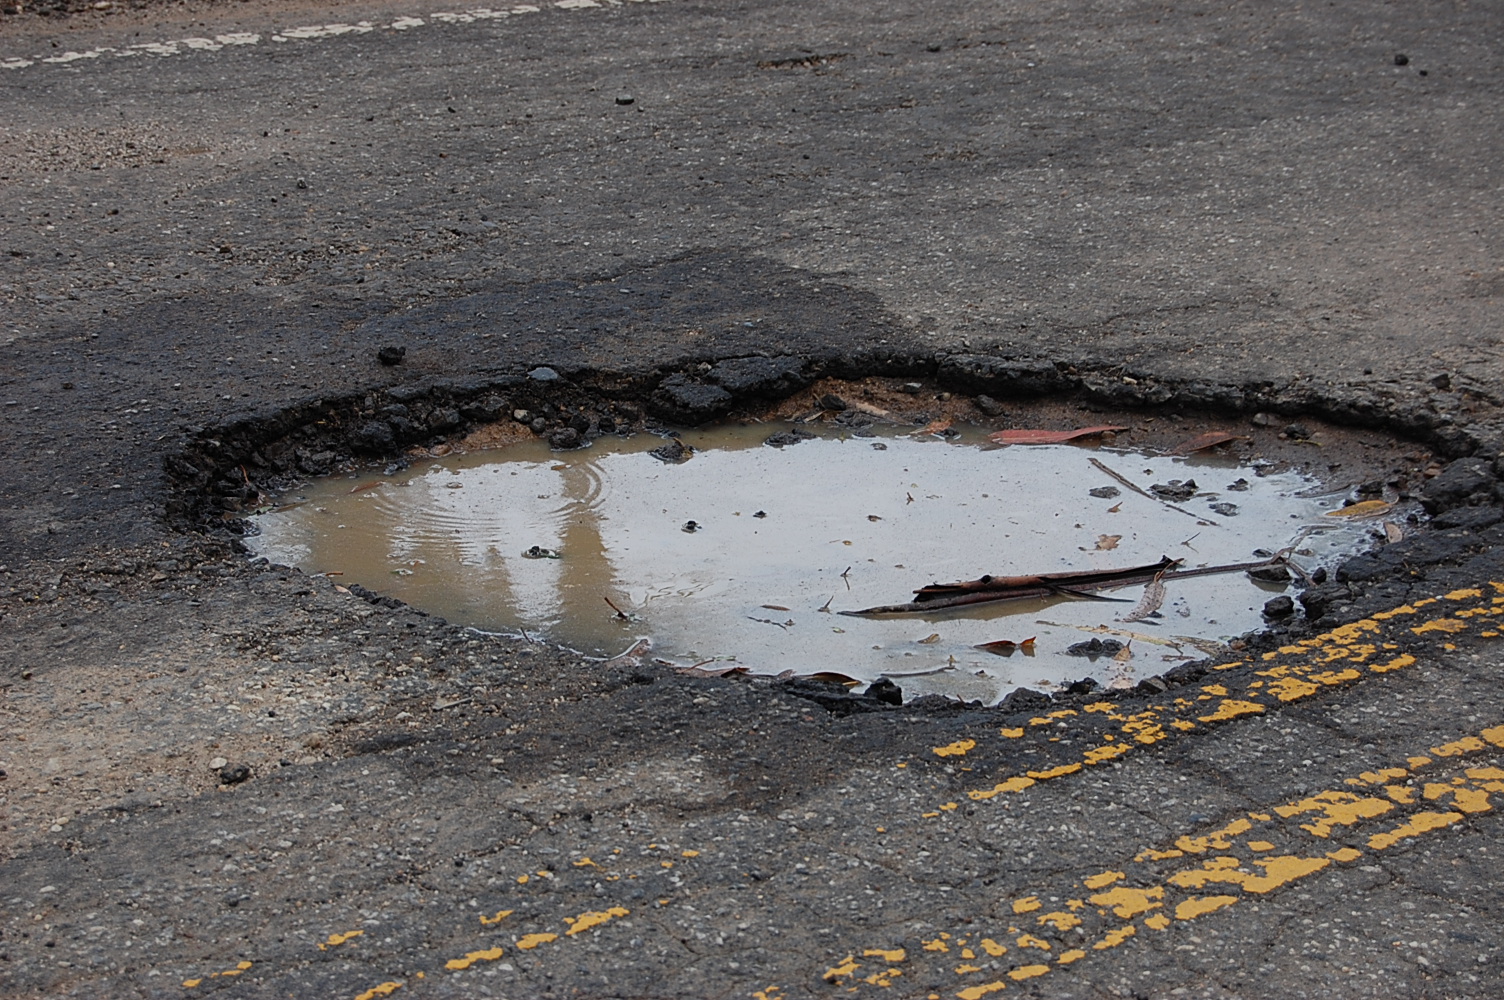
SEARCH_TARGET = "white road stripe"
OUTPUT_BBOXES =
[1,0,669,72]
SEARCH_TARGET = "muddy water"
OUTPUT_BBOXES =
[248,423,1383,703]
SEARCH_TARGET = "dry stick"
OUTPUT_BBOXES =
[603,595,631,620]
[842,557,1280,616]
[1088,456,1215,525]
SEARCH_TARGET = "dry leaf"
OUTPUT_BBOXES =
[1170,431,1246,455]
[988,425,1128,445]
[1383,521,1404,543]
[1107,502,1122,513]
[760,604,791,611]
[1112,641,1134,663]
[914,418,953,436]
[797,671,862,687]
[917,633,942,644]
[674,663,750,678]
[1095,534,1122,551]
[602,638,654,668]
[1325,500,1394,519]
[1121,575,1167,623]
[974,637,1037,655]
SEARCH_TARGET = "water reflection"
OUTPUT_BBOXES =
[250,424,1378,703]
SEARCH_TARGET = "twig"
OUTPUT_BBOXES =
[1088,457,1214,524]
[843,556,1281,616]
[603,595,632,620]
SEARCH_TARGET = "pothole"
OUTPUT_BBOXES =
[244,383,1420,705]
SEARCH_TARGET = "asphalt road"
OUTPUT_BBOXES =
[2,0,1503,998]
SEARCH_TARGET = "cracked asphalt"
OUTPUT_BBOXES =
[2,0,1503,998]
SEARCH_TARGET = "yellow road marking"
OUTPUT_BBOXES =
[947,587,1499,812]
[825,718,1504,994]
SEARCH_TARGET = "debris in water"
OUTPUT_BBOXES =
[1171,431,1247,454]
[1209,501,1239,517]
[682,520,701,533]
[1066,637,1126,658]
[1150,479,1199,502]
[601,638,653,668]
[522,545,561,559]
[1089,486,1121,499]
[1120,573,1167,623]
[1325,499,1393,519]
[674,661,749,678]
[974,637,1037,656]
[764,428,817,448]
[988,425,1127,445]
[843,555,1294,615]
[1089,457,1211,523]
[650,439,694,463]
[913,418,953,437]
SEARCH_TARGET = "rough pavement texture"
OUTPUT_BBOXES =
[2,0,1503,998]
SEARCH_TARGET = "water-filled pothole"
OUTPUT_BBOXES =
[248,414,1404,704]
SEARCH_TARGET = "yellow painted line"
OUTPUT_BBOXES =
[182,960,252,987]
[824,718,1504,994]
[318,929,364,951]
[951,586,1501,811]
[352,982,403,1000]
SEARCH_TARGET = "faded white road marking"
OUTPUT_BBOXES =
[1,0,669,72]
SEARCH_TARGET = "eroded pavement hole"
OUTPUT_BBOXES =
[241,379,1425,705]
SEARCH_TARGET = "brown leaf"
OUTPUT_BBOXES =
[917,633,942,644]
[1383,521,1405,543]
[760,604,791,611]
[1095,534,1122,551]
[974,637,1037,655]
[1107,502,1122,513]
[1170,431,1246,454]
[1112,641,1134,663]
[914,418,953,436]
[797,671,861,687]
[1325,500,1394,519]
[988,425,1127,445]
